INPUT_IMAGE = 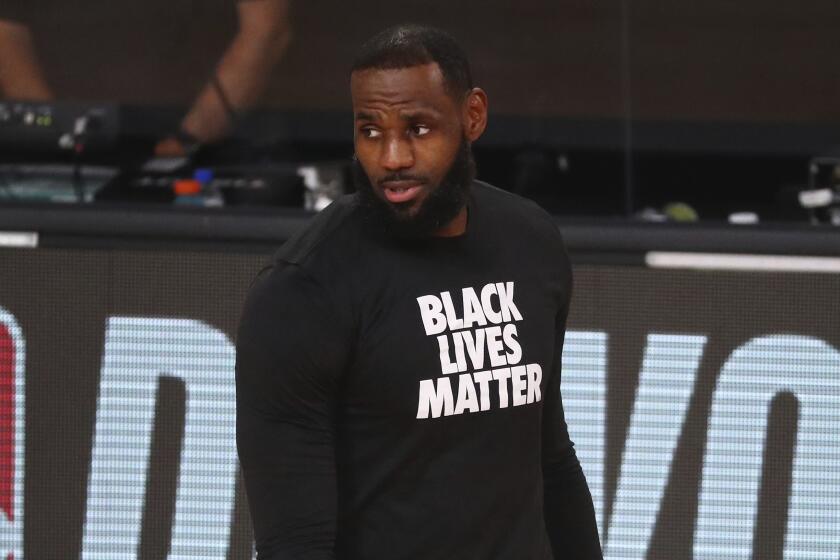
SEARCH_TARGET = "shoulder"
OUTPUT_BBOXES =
[272,193,364,270]
[244,194,365,321]
[246,195,362,313]
[473,181,572,292]
[240,261,329,330]
[473,181,567,250]
[238,254,355,348]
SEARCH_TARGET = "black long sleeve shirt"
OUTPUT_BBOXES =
[236,182,602,559]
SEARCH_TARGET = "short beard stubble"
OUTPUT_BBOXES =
[353,136,476,240]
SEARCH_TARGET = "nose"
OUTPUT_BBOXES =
[380,135,414,171]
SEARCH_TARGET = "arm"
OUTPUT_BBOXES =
[236,262,348,559]
[157,0,291,155]
[0,19,52,100]
[542,258,603,559]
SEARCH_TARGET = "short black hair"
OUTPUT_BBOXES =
[352,24,473,99]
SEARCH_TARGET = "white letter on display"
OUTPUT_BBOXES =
[604,334,706,559]
[694,335,840,559]
[0,307,25,560]
[82,318,238,560]
[560,330,608,532]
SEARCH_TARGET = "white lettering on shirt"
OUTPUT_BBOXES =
[416,281,544,419]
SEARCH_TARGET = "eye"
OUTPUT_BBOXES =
[360,127,382,139]
[412,124,431,136]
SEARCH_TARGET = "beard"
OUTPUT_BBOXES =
[353,136,476,240]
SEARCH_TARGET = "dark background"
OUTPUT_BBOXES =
[10,0,839,123]
[2,0,840,220]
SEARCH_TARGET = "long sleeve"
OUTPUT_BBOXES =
[236,262,352,560]
[542,259,603,559]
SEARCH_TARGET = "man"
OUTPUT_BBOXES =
[236,24,602,559]
[0,0,291,154]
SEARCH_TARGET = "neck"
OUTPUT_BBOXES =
[433,206,468,237]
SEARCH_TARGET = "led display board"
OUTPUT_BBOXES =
[0,247,837,558]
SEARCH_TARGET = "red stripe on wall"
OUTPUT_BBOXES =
[0,325,14,522]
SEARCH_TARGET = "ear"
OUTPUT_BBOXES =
[462,88,488,142]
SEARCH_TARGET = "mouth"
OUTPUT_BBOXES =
[381,180,424,204]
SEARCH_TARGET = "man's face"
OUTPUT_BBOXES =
[351,63,476,236]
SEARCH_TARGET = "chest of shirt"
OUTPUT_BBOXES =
[341,262,562,424]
